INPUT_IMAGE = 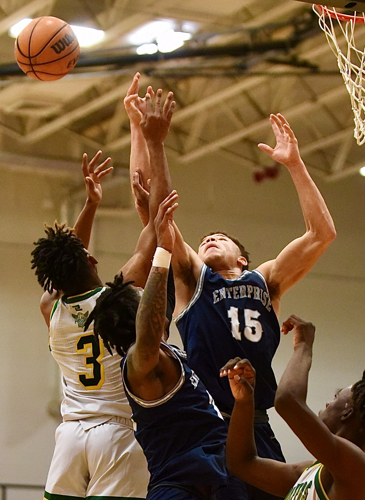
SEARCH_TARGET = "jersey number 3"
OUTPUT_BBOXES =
[227,307,263,342]
[76,333,105,390]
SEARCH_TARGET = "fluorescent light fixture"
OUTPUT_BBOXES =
[360,166,365,177]
[9,18,104,47]
[127,20,175,45]
[136,43,158,55]
[9,18,32,38]
[71,25,104,47]
[157,29,192,53]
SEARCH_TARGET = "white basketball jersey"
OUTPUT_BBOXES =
[285,462,329,500]
[49,287,132,426]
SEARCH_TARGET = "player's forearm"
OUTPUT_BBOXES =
[73,198,99,249]
[136,266,169,348]
[275,343,312,416]
[130,124,150,183]
[288,159,336,241]
[226,398,258,479]
[147,141,172,220]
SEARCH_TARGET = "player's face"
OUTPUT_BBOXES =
[318,386,353,432]
[198,233,242,270]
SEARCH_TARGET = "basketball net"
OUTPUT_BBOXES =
[313,4,365,146]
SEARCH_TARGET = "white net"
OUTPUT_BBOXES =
[314,5,365,145]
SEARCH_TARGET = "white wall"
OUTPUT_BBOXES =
[0,150,364,485]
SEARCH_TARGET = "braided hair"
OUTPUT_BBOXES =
[84,274,140,357]
[352,370,365,430]
[31,223,92,294]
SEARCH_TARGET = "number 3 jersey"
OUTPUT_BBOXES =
[175,264,280,416]
[49,287,132,427]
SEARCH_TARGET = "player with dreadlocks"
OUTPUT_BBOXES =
[31,85,176,500]
[221,315,365,500]
[85,190,233,500]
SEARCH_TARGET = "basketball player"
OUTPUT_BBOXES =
[85,190,231,500]
[125,91,336,499]
[221,315,365,500]
[32,89,176,500]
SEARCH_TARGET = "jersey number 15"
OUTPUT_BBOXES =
[227,307,263,342]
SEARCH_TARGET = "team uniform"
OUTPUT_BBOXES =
[175,264,285,500]
[284,462,329,500]
[121,342,229,500]
[45,287,149,500]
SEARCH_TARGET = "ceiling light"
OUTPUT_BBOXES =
[127,20,175,45]
[157,30,192,53]
[136,43,158,55]
[360,166,365,177]
[9,19,104,48]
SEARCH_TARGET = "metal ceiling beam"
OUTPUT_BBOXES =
[178,85,348,164]
[0,0,54,35]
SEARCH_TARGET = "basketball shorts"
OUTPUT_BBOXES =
[44,417,149,500]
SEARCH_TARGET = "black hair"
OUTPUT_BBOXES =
[201,231,250,270]
[84,274,140,357]
[31,223,91,293]
[352,370,365,429]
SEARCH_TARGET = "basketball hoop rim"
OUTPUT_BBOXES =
[314,4,365,23]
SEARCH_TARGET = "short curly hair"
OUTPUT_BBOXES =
[352,370,365,430]
[84,274,140,357]
[31,223,90,293]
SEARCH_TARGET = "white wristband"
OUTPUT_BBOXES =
[152,247,171,269]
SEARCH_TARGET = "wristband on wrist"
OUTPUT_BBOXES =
[152,247,171,269]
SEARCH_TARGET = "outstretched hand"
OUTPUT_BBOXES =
[124,72,155,126]
[220,358,256,403]
[258,113,302,169]
[281,314,315,351]
[154,190,179,253]
[82,150,113,204]
[140,89,176,144]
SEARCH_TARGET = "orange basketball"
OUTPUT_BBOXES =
[14,16,80,81]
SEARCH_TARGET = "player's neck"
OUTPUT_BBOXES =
[216,268,242,280]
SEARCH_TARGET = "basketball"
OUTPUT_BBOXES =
[14,16,80,81]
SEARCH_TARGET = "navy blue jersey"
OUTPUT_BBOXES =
[121,342,228,492]
[175,264,280,416]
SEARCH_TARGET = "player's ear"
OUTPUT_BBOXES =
[237,256,248,268]
[340,407,354,421]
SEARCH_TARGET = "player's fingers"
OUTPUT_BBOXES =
[88,150,103,172]
[96,166,113,180]
[220,357,243,376]
[126,72,140,97]
[81,153,88,176]
[94,157,112,174]
[155,88,163,113]
[147,85,155,99]
[145,92,153,113]
[163,91,174,114]
[124,93,139,106]
[282,123,297,141]
[258,143,274,156]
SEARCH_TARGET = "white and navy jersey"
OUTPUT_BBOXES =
[285,462,329,500]
[175,264,280,416]
[121,342,228,491]
[50,287,132,426]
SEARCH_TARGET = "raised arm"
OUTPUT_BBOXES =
[127,192,179,396]
[275,315,365,499]
[221,358,306,497]
[73,150,113,248]
[257,114,336,312]
[120,90,176,287]
[171,222,204,315]
[124,72,154,226]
